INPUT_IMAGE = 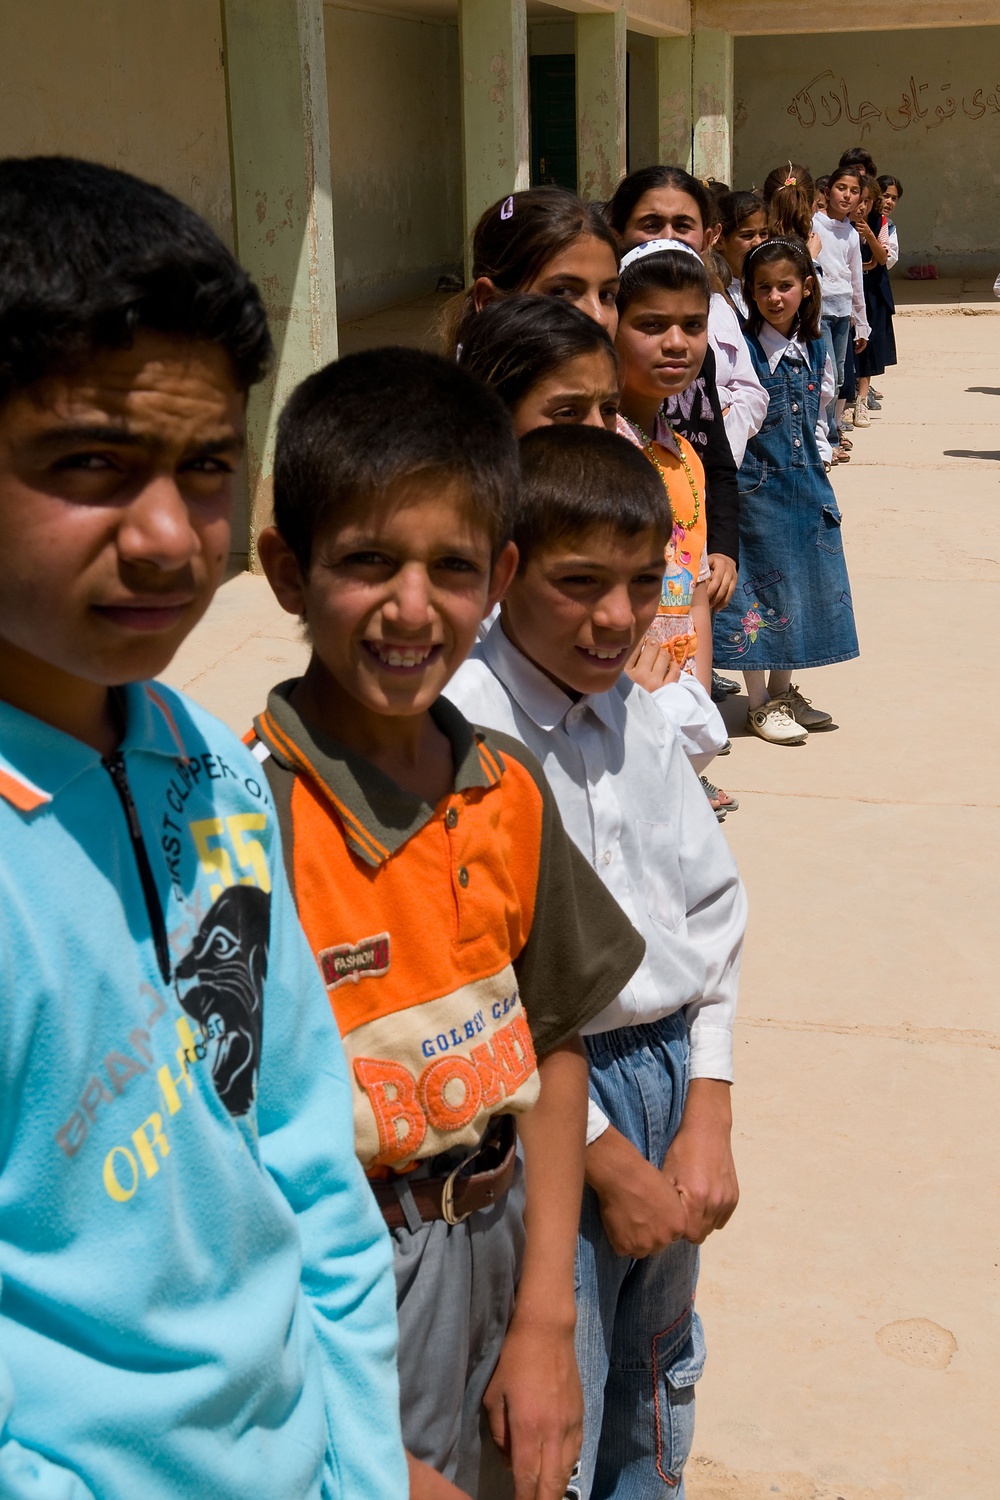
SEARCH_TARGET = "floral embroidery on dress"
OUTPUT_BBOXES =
[717,599,793,659]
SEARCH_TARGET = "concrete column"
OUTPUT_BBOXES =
[221,0,337,565]
[458,0,529,278]
[575,7,626,202]
[654,35,693,170]
[691,28,733,184]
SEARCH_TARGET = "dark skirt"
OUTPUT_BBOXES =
[858,275,897,378]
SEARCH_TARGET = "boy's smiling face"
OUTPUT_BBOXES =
[260,475,517,732]
[0,333,244,742]
[501,525,665,698]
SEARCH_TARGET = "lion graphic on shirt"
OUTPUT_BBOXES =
[175,885,270,1117]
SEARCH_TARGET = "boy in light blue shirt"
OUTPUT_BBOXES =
[0,155,405,1500]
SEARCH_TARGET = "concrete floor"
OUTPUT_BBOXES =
[161,300,1000,1500]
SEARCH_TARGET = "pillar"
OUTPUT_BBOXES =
[458,0,529,280]
[691,28,733,184]
[655,35,693,171]
[575,8,627,203]
[221,0,337,566]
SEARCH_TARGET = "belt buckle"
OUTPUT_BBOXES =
[441,1159,473,1226]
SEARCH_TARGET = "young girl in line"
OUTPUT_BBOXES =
[717,191,768,322]
[873,174,902,401]
[849,176,892,428]
[812,164,870,455]
[713,238,859,744]
[762,162,822,261]
[457,293,731,803]
[608,165,768,472]
[443,186,621,353]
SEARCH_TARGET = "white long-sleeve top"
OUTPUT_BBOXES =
[445,620,746,1142]
[709,291,769,466]
[756,322,836,463]
[885,219,899,271]
[811,210,871,340]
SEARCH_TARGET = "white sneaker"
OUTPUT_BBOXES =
[746,699,808,745]
[852,399,871,427]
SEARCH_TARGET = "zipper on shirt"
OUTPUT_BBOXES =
[103,751,171,985]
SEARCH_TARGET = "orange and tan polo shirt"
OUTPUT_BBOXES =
[248,683,644,1174]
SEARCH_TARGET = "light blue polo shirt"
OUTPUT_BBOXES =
[0,682,405,1500]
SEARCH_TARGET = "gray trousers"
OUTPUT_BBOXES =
[393,1155,525,1497]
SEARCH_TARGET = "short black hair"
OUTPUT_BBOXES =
[839,146,877,177]
[616,245,711,316]
[514,425,671,569]
[457,295,618,411]
[0,156,271,405]
[274,347,519,570]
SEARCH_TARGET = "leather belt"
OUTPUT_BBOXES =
[372,1116,517,1230]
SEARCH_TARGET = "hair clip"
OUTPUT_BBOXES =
[500,196,514,221]
[784,176,797,187]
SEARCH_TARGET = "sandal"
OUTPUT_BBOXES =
[839,436,853,450]
[701,775,739,812]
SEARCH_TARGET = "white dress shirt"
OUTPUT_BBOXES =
[445,620,746,1142]
[709,292,769,467]
[755,322,836,464]
[811,211,871,339]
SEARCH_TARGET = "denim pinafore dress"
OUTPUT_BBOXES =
[712,335,860,672]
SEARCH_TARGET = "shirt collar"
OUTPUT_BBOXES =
[616,411,682,461]
[0,682,191,815]
[480,619,624,735]
[252,680,504,868]
[756,321,809,373]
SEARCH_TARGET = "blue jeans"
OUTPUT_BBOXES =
[821,314,851,444]
[571,1016,704,1500]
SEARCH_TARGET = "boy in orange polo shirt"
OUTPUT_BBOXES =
[250,348,645,1500]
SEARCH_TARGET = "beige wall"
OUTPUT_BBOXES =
[734,27,1000,276]
[0,0,232,243]
[325,7,462,319]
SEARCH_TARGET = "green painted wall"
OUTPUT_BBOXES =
[734,27,1000,276]
[324,7,462,319]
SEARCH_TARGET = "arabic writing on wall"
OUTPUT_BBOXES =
[787,70,1000,135]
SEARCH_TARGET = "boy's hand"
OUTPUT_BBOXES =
[626,637,683,692]
[483,1317,582,1500]
[854,336,868,353]
[706,554,737,610]
[586,1125,688,1258]
[661,1078,739,1244]
[406,1452,471,1499]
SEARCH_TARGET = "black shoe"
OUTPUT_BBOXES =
[711,671,740,701]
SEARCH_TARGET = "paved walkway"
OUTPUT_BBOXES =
[161,297,1000,1500]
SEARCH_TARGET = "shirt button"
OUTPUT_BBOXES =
[603,850,612,865]
[457,866,469,888]
[791,403,799,413]
[445,807,458,829]
[794,438,801,447]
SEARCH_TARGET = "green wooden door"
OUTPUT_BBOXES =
[530,55,577,192]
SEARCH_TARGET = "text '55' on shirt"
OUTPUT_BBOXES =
[248,683,645,1174]
[445,622,746,1089]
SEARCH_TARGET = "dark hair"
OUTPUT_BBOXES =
[827,164,863,195]
[605,165,713,240]
[839,146,877,177]
[514,424,671,568]
[815,176,830,194]
[616,245,711,316]
[457,295,617,411]
[274,348,518,570]
[877,173,903,200]
[743,238,822,341]
[762,162,816,241]
[0,156,271,405]
[718,190,765,237]
[443,188,619,353]
[859,174,882,214]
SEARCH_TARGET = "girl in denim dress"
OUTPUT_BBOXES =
[713,238,859,746]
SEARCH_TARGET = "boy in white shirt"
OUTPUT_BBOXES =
[812,164,871,449]
[446,424,747,1500]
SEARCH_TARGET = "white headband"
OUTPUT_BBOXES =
[619,238,705,272]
